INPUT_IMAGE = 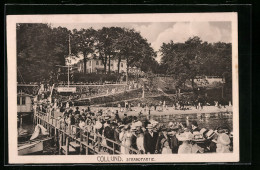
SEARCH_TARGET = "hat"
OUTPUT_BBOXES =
[217,133,230,145]
[124,125,130,130]
[94,121,102,130]
[134,121,142,127]
[205,129,216,139]
[216,126,230,134]
[146,124,153,129]
[200,128,208,135]
[168,122,174,127]
[104,116,110,121]
[131,126,137,132]
[171,125,179,131]
[119,124,125,129]
[176,132,194,141]
[192,132,205,142]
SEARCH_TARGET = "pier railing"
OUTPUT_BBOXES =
[34,111,140,155]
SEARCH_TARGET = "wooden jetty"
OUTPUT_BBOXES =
[33,111,139,155]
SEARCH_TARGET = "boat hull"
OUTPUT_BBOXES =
[18,141,43,155]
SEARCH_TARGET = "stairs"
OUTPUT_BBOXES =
[60,140,80,155]
[70,141,80,148]
[61,145,76,155]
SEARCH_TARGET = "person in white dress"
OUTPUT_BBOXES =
[136,130,145,154]
[176,131,194,154]
[124,126,132,154]
[216,133,231,153]
[119,125,127,154]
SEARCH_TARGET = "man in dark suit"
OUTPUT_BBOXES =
[104,121,114,152]
[144,124,159,154]
[169,126,179,153]
[130,127,138,151]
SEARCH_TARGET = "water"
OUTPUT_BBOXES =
[18,116,59,155]
[143,113,233,131]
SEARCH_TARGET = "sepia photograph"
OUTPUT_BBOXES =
[7,13,239,163]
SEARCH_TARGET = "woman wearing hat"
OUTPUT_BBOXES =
[119,125,127,154]
[176,131,194,154]
[156,127,172,154]
[216,133,231,153]
[136,129,145,154]
[119,125,132,154]
[124,125,132,154]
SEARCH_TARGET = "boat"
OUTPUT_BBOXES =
[18,137,53,155]
[18,124,51,155]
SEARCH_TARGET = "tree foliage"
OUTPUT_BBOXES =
[71,28,96,74]
[160,36,232,90]
[17,24,70,82]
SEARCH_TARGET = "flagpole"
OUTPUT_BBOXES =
[68,34,71,88]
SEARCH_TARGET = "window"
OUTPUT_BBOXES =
[96,61,99,65]
[121,63,123,67]
[22,97,26,105]
[89,61,91,66]
[111,63,113,66]
[17,97,20,105]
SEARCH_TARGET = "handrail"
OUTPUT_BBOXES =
[34,111,140,154]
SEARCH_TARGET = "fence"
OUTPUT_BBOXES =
[34,111,140,155]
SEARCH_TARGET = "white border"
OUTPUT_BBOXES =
[7,13,239,164]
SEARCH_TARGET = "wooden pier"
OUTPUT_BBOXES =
[34,111,139,155]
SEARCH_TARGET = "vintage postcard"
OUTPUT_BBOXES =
[7,13,239,164]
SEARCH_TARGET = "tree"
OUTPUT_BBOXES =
[71,28,96,74]
[160,36,232,93]
[114,28,157,83]
[17,24,69,82]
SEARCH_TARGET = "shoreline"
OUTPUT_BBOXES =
[53,105,232,118]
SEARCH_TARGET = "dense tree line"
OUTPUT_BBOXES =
[17,23,158,83]
[17,23,232,93]
[17,24,70,82]
[159,36,232,91]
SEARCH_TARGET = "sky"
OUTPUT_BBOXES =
[51,21,232,63]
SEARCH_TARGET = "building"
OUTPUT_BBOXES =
[77,57,127,73]
[17,92,33,114]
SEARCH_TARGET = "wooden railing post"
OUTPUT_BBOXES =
[98,135,101,152]
[63,131,66,146]
[66,136,69,155]
[85,133,89,155]
[59,132,62,155]
[55,119,57,128]
[79,130,83,154]
[113,142,115,155]
[54,128,57,146]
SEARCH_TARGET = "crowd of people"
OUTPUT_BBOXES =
[34,98,233,155]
